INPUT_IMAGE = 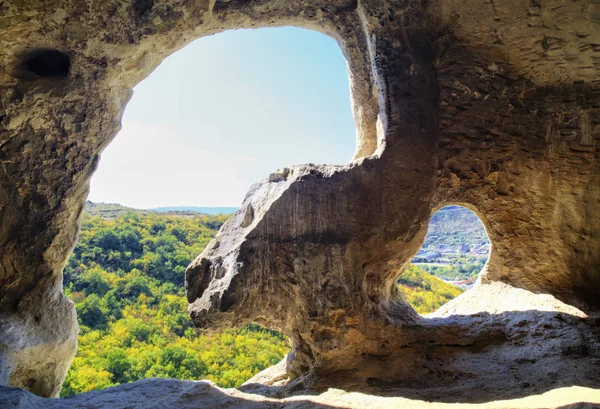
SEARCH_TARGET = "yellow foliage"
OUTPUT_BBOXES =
[398,264,464,314]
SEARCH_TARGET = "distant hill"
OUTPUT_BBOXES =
[84,201,148,218]
[419,205,490,256]
[152,206,238,215]
[84,202,237,219]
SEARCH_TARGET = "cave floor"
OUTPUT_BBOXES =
[1,379,599,409]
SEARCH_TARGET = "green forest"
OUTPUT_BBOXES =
[61,206,288,396]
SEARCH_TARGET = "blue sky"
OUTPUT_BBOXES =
[88,27,355,208]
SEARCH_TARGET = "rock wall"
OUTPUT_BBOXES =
[0,0,598,399]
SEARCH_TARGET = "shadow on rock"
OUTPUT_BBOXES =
[0,378,338,409]
[352,309,599,404]
[240,308,600,405]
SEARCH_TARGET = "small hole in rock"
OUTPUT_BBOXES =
[398,205,491,315]
[22,49,70,78]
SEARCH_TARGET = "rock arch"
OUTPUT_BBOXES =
[0,0,598,399]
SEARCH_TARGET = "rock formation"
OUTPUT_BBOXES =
[0,0,598,404]
[186,0,600,390]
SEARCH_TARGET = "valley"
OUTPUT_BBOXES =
[63,203,490,394]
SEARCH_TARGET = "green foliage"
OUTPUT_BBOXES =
[72,268,110,297]
[398,264,464,314]
[415,254,487,281]
[65,209,228,287]
[76,294,108,330]
[106,349,131,384]
[62,207,288,396]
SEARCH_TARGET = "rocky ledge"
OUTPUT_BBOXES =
[2,283,599,408]
[1,379,599,409]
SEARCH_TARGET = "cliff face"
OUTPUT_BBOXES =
[0,0,599,403]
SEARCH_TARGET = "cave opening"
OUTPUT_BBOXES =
[398,205,491,315]
[61,27,354,396]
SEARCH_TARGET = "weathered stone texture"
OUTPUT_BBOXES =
[3,377,600,409]
[0,0,598,401]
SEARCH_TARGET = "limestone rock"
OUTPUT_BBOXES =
[1,374,600,408]
[0,0,599,399]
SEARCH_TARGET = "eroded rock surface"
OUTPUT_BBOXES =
[1,381,600,409]
[2,284,600,408]
[0,0,598,400]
